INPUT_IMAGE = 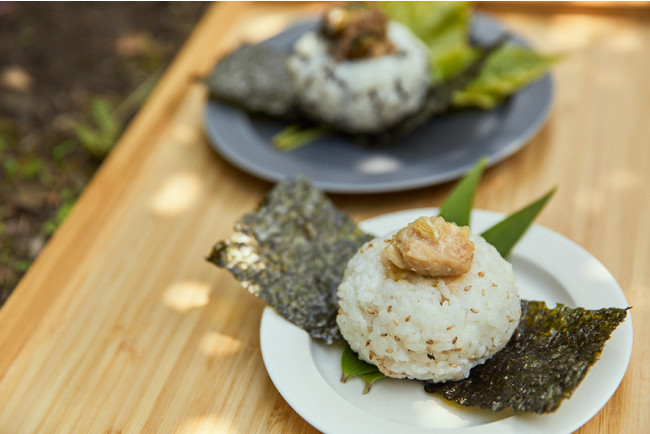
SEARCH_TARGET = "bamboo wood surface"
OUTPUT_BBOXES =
[0,2,648,433]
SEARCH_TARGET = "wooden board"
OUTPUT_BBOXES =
[0,2,648,433]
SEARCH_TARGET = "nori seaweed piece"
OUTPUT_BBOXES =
[205,44,299,120]
[424,300,629,413]
[207,177,373,344]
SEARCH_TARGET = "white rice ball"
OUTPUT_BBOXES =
[286,22,430,134]
[336,235,521,382]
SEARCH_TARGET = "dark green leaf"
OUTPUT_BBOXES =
[341,344,387,393]
[380,2,474,82]
[425,300,629,413]
[438,157,488,227]
[271,124,300,142]
[341,344,382,382]
[453,46,558,110]
[362,371,388,394]
[272,125,331,152]
[481,187,556,258]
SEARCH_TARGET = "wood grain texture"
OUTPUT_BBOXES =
[0,2,648,433]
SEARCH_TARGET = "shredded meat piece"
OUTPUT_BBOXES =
[384,216,475,277]
[321,3,396,61]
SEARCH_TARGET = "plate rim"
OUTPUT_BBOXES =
[259,208,633,433]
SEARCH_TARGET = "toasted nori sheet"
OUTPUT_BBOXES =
[207,177,372,344]
[205,44,299,120]
[424,300,629,413]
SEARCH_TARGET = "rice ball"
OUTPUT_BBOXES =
[286,22,430,134]
[336,235,521,382]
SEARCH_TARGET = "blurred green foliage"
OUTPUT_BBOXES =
[74,97,120,159]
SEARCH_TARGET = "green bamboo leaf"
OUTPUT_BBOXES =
[341,344,383,383]
[452,46,558,110]
[381,3,556,106]
[380,2,474,82]
[438,157,488,227]
[362,371,387,394]
[272,124,300,142]
[481,187,557,258]
[272,125,330,152]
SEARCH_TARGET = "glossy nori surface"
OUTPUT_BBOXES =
[424,300,629,413]
[204,44,298,120]
[208,177,372,344]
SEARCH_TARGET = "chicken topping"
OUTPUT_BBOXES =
[384,216,474,277]
[321,3,396,62]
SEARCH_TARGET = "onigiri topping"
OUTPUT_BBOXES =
[384,216,475,277]
[321,3,396,61]
[337,234,520,382]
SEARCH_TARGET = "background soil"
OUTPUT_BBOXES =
[0,2,209,305]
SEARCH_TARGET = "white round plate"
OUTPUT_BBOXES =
[260,209,632,433]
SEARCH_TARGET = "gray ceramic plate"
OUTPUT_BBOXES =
[204,14,553,194]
